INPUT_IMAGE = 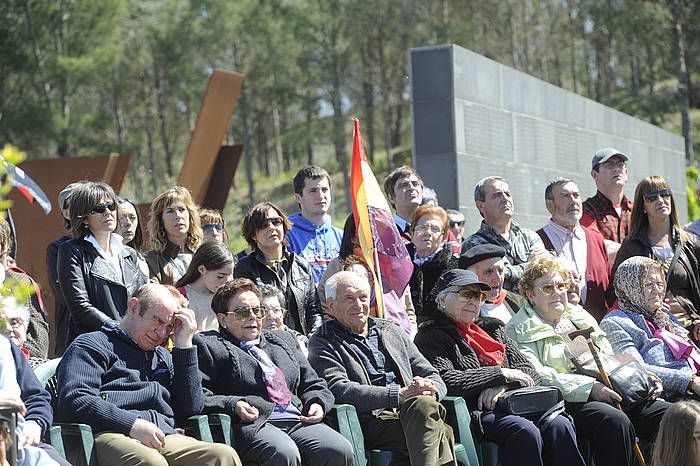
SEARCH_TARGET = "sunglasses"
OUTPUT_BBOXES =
[537,281,569,295]
[449,221,465,227]
[261,217,284,228]
[90,201,116,215]
[455,289,486,302]
[643,189,672,203]
[225,306,264,320]
[202,223,223,232]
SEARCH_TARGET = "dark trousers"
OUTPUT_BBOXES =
[566,399,669,466]
[480,411,585,466]
[360,395,456,466]
[240,420,354,466]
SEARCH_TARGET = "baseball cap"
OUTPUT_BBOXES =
[592,148,628,169]
[433,269,491,296]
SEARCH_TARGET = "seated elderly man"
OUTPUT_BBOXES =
[56,283,241,466]
[308,271,456,466]
[460,244,527,324]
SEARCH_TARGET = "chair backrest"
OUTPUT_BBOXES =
[33,357,61,412]
[33,357,61,387]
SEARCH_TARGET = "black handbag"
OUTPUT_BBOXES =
[572,351,655,406]
[495,386,565,428]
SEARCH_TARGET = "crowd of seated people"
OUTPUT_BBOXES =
[0,150,699,465]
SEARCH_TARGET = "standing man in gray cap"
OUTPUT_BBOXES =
[581,148,632,263]
[459,244,527,324]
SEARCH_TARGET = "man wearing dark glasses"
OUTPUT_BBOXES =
[581,147,632,264]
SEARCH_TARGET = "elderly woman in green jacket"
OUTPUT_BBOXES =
[506,255,668,466]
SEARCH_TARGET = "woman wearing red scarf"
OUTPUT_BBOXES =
[415,269,584,466]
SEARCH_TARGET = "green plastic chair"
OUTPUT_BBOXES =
[33,358,98,466]
[330,398,480,466]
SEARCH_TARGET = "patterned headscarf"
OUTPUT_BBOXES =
[614,256,677,333]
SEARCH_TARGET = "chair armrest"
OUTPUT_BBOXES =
[206,413,233,446]
[182,415,213,443]
[442,396,479,466]
[328,404,368,466]
[49,423,96,466]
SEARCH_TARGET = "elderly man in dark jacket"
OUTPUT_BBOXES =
[309,271,456,466]
[56,283,241,466]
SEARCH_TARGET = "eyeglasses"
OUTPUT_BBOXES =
[536,281,570,295]
[263,306,286,318]
[414,225,443,235]
[599,160,627,170]
[225,306,264,320]
[261,217,284,228]
[202,223,223,233]
[90,201,116,215]
[643,189,672,203]
[644,281,665,292]
[449,221,465,228]
[455,289,486,302]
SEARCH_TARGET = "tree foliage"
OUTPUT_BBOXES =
[2,0,700,212]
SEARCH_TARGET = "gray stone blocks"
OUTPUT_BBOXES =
[409,44,688,228]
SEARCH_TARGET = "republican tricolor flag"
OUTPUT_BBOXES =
[350,119,413,334]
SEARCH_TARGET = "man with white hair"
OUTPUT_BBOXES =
[308,271,456,466]
[57,283,241,466]
[536,178,611,321]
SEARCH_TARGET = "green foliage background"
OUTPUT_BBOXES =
[2,0,700,233]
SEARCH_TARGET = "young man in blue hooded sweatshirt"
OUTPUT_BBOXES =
[286,166,344,284]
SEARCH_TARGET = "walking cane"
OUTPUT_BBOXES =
[568,326,647,466]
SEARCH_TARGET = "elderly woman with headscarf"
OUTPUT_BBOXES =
[415,269,585,466]
[601,256,700,398]
[612,175,700,342]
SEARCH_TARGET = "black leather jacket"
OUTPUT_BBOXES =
[57,237,147,344]
[233,248,322,335]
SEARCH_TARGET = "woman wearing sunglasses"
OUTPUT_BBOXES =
[612,175,700,343]
[234,202,322,336]
[415,269,585,466]
[506,255,668,466]
[200,208,229,243]
[194,278,354,465]
[57,182,146,345]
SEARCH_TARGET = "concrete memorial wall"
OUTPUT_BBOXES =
[409,44,687,231]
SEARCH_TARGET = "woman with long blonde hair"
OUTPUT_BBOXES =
[145,186,203,285]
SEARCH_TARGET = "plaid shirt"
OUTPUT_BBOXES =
[581,190,632,243]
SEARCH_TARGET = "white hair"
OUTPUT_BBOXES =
[325,271,368,301]
[0,297,29,330]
